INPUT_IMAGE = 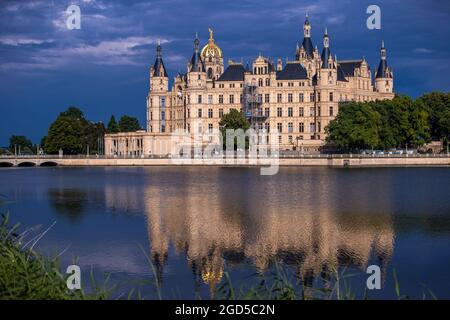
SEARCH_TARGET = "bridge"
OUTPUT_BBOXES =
[1,154,450,168]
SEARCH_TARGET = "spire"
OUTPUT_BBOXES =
[194,33,200,52]
[321,28,332,68]
[153,41,167,77]
[301,12,314,58]
[190,34,205,72]
[376,40,390,78]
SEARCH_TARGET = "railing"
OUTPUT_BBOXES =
[1,153,450,160]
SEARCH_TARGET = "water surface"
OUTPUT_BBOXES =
[1,166,449,299]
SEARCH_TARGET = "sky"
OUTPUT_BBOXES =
[0,0,449,145]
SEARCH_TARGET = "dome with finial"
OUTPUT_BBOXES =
[201,28,223,60]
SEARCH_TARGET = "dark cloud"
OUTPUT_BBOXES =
[0,0,449,144]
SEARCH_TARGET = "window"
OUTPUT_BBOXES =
[299,107,304,117]
[277,123,282,133]
[265,78,270,86]
[277,93,282,103]
[208,108,213,118]
[288,93,293,103]
[329,106,334,116]
[161,124,165,132]
[288,135,293,143]
[277,107,282,117]
[278,135,282,143]
[288,122,293,133]
[219,95,223,104]
[258,78,263,86]
[208,95,213,104]
[329,92,333,102]
[317,92,321,102]
[310,107,315,117]
[198,95,202,104]
[310,93,315,102]
[208,123,213,133]
[161,111,165,120]
[160,97,166,107]
[229,95,234,104]
[265,107,270,117]
[258,94,263,103]
[299,93,304,102]
[187,123,190,133]
[265,94,270,103]
[318,106,321,116]
[187,108,190,118]
[318,121,321,133]
[288,107,293,117]
[310,122,315,133]
[219,108,224,118]
[299,122,304,133]
[240,94,243,103]
[198,108,202,118]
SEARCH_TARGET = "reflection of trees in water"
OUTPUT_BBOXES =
[48,188,88,221]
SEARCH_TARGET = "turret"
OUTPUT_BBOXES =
[375,40,394,94]
[319,28,336,86]
[148,41,169,133]
[187,34,206,87]
[298,13,314,61]
[150,40,169,92]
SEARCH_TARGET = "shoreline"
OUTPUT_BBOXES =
[1,156,450,167]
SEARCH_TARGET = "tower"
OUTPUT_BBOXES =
[296,13,314,61]
[375,40,394,94]
[148,41,169,133]
[187,34,206,87]
[201,28,224,81]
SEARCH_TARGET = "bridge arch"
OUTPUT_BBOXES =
[0,161,14,167]
[17,161,36,167]
[40,161,58,167]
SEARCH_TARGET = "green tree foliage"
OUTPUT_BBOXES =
[106,115,120,134]
[8,135,34,154]
[416,92,450,142]
[44,107,105,155]
[326,95,431,151]
[118,115,141,132]
[325,102,381,150]
[219,108,251,149]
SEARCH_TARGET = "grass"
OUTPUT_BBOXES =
[0,213,112,300]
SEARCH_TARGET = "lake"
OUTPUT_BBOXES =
[1,166,449,299]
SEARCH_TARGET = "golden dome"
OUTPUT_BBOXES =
[201,28,223,59]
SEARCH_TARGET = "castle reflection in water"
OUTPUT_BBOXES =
[99,168,395,295]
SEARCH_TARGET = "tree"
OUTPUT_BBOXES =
[219,108,251,150]
[107,115,120,134]
[325,102,381,150]
[9,135,34,154]
[118,115,140,132]
[416,92,450,142]
[44,106,105,155]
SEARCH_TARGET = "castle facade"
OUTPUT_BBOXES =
[105,15,394,156]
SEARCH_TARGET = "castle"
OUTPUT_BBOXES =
[105,14,394,156]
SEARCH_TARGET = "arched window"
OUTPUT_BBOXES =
[258,78,263,86]
[265,78,270,86]
[208,68,213,79]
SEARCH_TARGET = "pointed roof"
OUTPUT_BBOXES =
[321,28,331,68]
[153,41,168,77]
[301,14,314,58]
[190,36,205,72]
[376,41,392,78]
